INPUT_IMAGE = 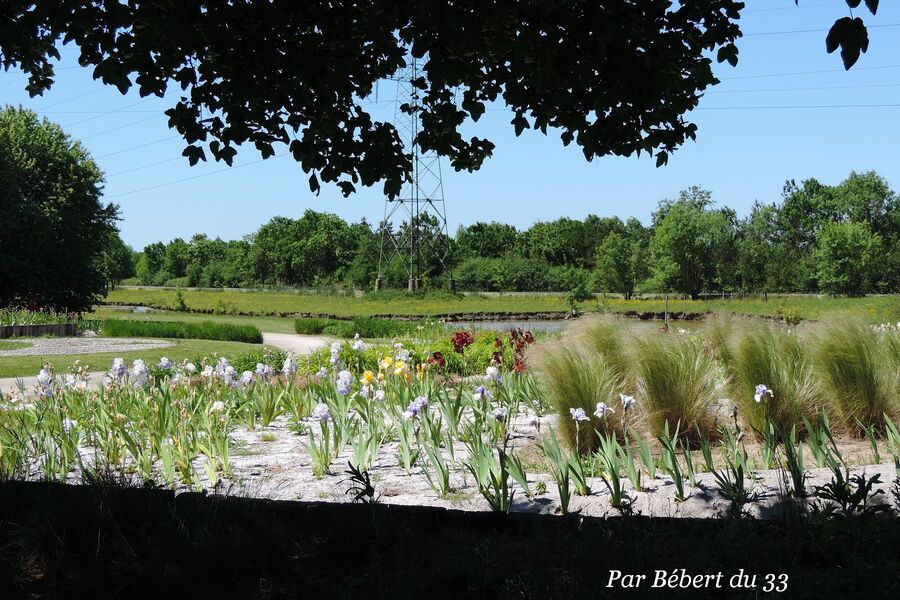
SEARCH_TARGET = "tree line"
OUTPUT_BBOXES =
[129,171,899,298]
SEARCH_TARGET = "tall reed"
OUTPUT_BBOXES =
[813,321,897,436]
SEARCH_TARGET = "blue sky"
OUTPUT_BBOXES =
[2,1,900,250]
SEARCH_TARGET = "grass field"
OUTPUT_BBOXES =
[104,288,900,323]
[91,306,297,333]
[0,339,268,379]
[105,288,574,317]
[0,341,31,352]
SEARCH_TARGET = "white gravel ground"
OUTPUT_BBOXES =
[0,337,174,357]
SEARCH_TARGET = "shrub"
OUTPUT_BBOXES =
[294,318,335,334]
[102,319,263,344]
[230,347,287,373]
[813,321,898,435]
[534,340,624,454]
[633,332,723,441]
[724,325,823,438]
[295,316,429,338]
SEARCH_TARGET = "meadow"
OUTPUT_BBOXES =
[104,287,900,323]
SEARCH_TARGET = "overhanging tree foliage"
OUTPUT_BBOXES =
[0,1,744,197]
[0,106,119,311]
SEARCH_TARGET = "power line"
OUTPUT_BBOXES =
[34,88,104,110]
[78,114,164,140]
[743,1,844,12]
[94,136,178,159]
[37,110,158,114]
[744,23,900,37]
[722,64,900,80]
[708,82,900,94]
[107,156,183,177]
[698,103,900,110]
[105,153,286,199]
[62,98,155,127]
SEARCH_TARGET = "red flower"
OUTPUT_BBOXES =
[451,331,475,354]
[428,351,446,367]
[513,356,527,373]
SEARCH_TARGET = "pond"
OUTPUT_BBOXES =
[447,317,704,334]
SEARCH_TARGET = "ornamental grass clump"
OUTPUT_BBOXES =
[813,321,898,436]
[634,333,722,442]
[534,342,625,455]
[724,325,823,438]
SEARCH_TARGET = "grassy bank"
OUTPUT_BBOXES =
[0,338,268,379]
[101,319,263,344]
[104,288,900,323]
[91,306,298,333]
[105,288,576,317]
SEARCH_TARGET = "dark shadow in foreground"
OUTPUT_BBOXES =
[0,481,898,599]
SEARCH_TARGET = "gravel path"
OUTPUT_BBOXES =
[0,337,174,357]
[262,333,331,355]
[0,333,329,396]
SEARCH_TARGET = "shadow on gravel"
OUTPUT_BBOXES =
[0,481,898,599]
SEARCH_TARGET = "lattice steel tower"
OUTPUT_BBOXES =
[375,57,453,292]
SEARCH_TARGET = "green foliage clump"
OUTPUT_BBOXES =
[0,107,120,311]
[534,340,624,455]
[294,318,335,335]
[102,319,263,344]
[633,332,722,441]
[723,324,823,438]
[295,316,432,339]
[230,347,287,373]
[813,321,899,435]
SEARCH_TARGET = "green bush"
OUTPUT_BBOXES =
[230,347,287,373]
[294,318,335,334]
[295,316,435,339]
[101,319,263,344]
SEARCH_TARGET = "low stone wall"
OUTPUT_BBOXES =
[0,323,77,339]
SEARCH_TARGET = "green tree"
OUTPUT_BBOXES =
[595,232,638,298]
[649,189,733,299]
[95,232,135,291]
[0,106,118,311]
[455,222,518,259]
[814,221,882,296]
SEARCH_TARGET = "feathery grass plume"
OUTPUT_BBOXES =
[813,320,896,435]
[569,315,631,387]
[879,328,900,414]
[633,332,722,441]
[533,340,624,454]
[725,324,822,438]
